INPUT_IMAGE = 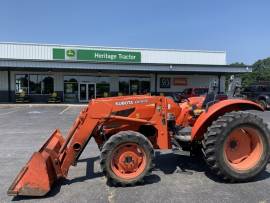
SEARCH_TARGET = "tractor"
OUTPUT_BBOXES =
[8,94,270,196]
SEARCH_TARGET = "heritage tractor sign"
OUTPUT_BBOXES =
[53,48,141,63]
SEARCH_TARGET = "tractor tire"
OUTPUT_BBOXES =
[202,111,270,182]
[100,131,154,186]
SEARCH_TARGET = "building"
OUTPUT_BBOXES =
[0,42,251,103]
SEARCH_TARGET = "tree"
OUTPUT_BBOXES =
[230,62,246,67]
[226,62,247,89]
[230,57,270,87]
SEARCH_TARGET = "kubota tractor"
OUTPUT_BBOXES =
[8,94,270,196]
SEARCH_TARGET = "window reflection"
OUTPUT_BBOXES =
[16,74,54,94]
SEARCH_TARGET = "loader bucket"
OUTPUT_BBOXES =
[7,129,65,196]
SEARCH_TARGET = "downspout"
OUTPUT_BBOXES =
[155,72,158,95]
[8,69,11,102]
[218,74,221,93]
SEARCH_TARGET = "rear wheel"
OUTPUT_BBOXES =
[203,111,270,182]
[100,131,154,186]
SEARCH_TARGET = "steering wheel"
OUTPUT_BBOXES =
[180,97,190,103]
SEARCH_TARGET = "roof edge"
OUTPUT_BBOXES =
[0,41,226,54]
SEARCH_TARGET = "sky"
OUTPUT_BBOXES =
[0,0,270,65]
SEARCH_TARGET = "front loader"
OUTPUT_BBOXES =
[8,95,270,196]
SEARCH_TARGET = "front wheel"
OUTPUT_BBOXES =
[100,131,154,186]
[203,111,270,182]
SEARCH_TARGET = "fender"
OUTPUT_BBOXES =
[191,99,263,141]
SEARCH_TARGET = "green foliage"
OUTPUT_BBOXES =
[230,62,246,67]
[231,57,270,87]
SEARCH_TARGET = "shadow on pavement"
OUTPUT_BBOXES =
[63,156,103,185]
[12,155,161,201]
[11,152,270,201]
[12,156,102,201]
[154,151,207,175]
[204,167,270,184]
[11,180,62,201]
[154,151,270,184]
[106,151,205,188]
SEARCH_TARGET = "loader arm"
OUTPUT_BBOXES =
[8,100,113,196]
[8,96,170,196]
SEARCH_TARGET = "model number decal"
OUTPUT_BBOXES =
[115,99,148,106]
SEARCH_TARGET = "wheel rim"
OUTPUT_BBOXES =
[110,143,147,179]
[224,126,263,171]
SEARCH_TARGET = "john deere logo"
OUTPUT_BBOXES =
[66,49,76,57]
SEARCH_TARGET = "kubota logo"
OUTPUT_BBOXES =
[115,99,148,106]
[66,49,76,57]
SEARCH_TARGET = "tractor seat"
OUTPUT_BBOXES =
[202,92,216,108]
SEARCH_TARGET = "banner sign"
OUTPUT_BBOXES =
[160,77,171,88]
[173,78,187,86]
[53,48,141,63]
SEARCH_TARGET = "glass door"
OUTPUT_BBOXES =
[79,83,87,102]
[79,83,96,102]
[130,80,140,94]
[88,84,96,100]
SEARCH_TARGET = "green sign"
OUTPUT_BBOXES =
[53,48,65,59]
[53,48,141,63]
[66,49,76,57]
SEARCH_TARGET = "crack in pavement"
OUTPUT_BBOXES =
[104,177,116,203]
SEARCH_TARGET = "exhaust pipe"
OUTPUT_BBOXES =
[175,135,191,142]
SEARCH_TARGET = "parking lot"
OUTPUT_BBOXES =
[0,105,270,203]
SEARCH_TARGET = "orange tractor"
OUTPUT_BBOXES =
[8,94,270,196]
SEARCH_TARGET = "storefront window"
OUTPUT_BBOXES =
[130,80,140,94]
[64,78,78,102]
[64,79,78,94]
[96,83,110,98]
[140,81,150,94]
[16,74,29,93]
[119,81,129,95]
[119,77,151,95]
[29,75,42,94]
[15,74,54,94]
[43,76,54,94]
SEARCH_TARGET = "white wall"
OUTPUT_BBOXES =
[54,72,63,91]
[142,50,226,65]
[157,74,225,93]
[0,42,226,65]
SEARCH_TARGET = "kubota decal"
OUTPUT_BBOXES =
[115,99,148,106]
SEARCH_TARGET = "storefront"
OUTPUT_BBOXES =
[0,42,251,103]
